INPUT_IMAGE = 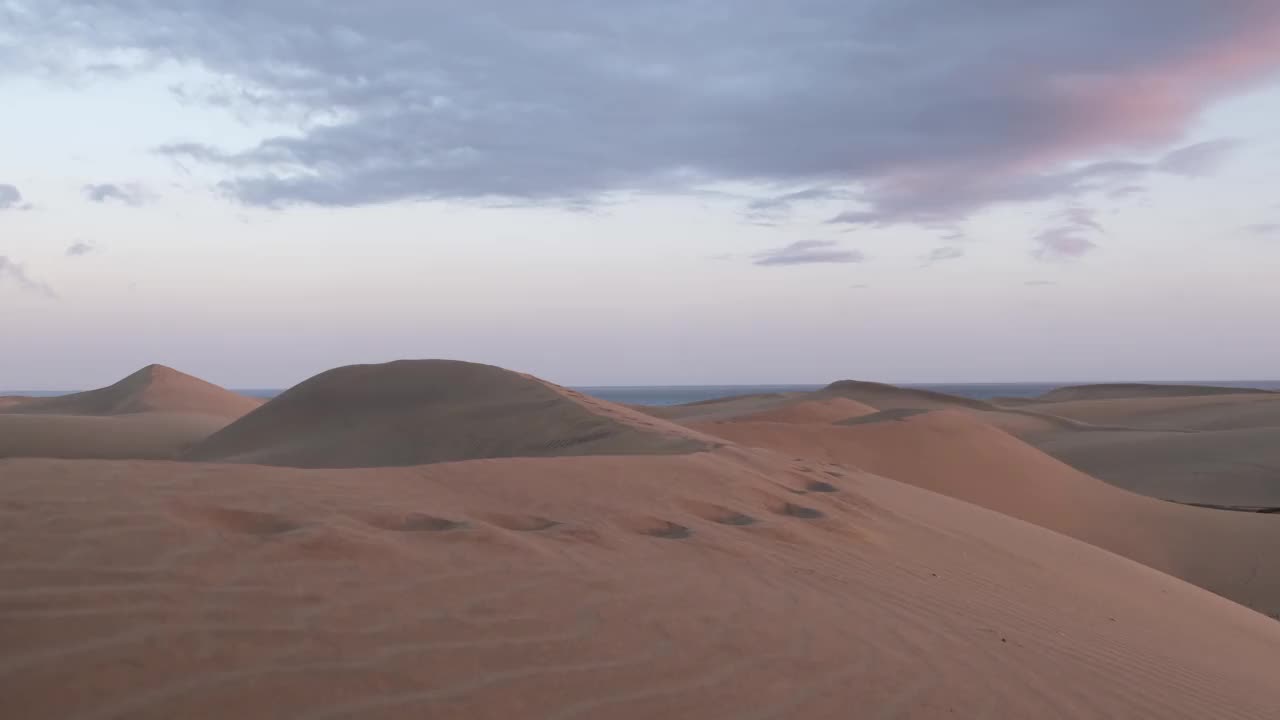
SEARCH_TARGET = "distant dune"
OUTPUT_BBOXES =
[0,365,260,460]
[185,360,710,468]
[3,364,261,418]
[1028,392,1280,431]
[821,379,994,410]
[733,396,877,424]
[697,408,1280,616]
[1037,382,1276,402]
[1037,426,1280,507]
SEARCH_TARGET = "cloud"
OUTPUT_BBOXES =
[66,241,96,256]
[1032,207,1106,261]
[8,1,1279,217]
[1025,280,1058,286]
[1156,139,1239,176]
[82,182,151,206]
[829,140,1241,226]
[851,283,871,289]
[0,256,57,298]
[746,187,846,223]
[1246,222,1280,236]
[754,240,864,267]
[0,183,30,210]
[921,245,965,267]
[1109,184,1147,199]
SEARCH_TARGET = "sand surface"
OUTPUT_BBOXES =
[5,451,1280,719]
[5,364,1280,718]
[695,409,1280,616]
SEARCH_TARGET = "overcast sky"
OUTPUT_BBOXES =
[3,1,1280,389]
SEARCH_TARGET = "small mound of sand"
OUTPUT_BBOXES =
[733,397,878,424]
[184,360,709,468]
[3,364,261,419]
[1038,383,1276,402]
[821,379,994,411]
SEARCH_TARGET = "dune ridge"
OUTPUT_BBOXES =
[0,365,261,460]
[696,408,1280,617]
[2,364,261,419]
[1037,383,1277,402]
[185,360,710,468]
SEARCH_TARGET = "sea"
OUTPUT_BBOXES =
[9,381,1280,406]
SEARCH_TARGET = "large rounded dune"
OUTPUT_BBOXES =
[184,359,710,468]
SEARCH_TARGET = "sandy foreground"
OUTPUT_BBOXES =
[3,362,1280,718]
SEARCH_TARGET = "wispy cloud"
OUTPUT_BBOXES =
[0,183,31,211]
[1033,207,1104,261]
[1025,280,1058,287]
[745,187,846,224]
[754,240,864,267]
[66,241,96,257]
[1245,222,1280,237]
[0,256,57,298]
[921,246,965,267]
[82,183,152,206]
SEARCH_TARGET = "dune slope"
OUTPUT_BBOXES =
[696,409,1280,616]
[0,366,261,461]
[1038,383,1276,402]
[1036,426,1280,507]
[3,451,1280,719]
[185,360,709,468]
[3,364,261,419]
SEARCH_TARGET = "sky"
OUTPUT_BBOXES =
[3,1,1280,389]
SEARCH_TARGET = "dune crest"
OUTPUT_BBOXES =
[184,359,710,468]
[1,365,261,460]
[2,364,261,419]
[821,379,994,411]
[1038,382,1276,402]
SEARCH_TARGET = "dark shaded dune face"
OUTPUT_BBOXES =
[821,380,993,411]
[1039,383,1277,402]
[184,360,707,468]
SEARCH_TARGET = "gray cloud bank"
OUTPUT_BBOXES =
[7,1,1280,222]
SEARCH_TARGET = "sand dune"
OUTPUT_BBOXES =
[1029,392,1280,431]
[3,364,261,419]
[1036,426,1280,507]
[0,366,261,461]
[1037,382,1276,402]
[731,397,877,424]
[0,412,234,460]
[696,409,1280,617]
[185,360,710,468]
[822,379,994,410]
[640,392,811,423]
[5,450,1280,719]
